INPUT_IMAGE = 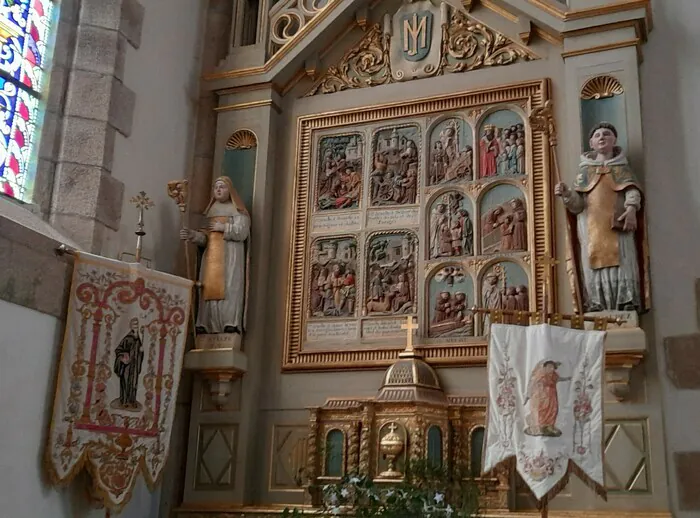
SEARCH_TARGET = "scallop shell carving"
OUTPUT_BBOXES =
[226,129,257,150]
[580,75,624,100]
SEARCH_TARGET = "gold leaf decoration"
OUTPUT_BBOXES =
[306,25,391,96]
[580,75,624,100]
[443,11,536,73]
[269,0,337,57]
[226,129,257,150]
[306,12,537,96]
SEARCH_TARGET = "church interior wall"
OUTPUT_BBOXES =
[240,2,673,512]
[101,0,205,274]
[640,0,700,515]
[99,0,207,516]
[0,0,206,516]
[0,299,160,518]
[4,0,700,516]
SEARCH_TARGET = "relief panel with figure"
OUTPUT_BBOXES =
[286,80,553,369]
[428,190,474,259]
[428,117,474,185]
[480,261,530,324]
[316,134,364,211]
[365,231,417,315]
[480,183,528,254]
[428,265,475,338]
[309,237,358,318]
[478,110,527,179]
[370,125,420,206]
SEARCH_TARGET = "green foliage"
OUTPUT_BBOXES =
[284,460,479,518]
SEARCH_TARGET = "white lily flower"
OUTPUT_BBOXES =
[434,492,445,503]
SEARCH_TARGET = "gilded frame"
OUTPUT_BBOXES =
[284,79,554,371]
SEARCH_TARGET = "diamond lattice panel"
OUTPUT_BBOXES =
[604,420,649,493]
[195,424,237,489]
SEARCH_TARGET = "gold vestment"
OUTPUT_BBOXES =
[585,173,620,269]
[201,216,228,300]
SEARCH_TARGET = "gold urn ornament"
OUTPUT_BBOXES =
[379,422,404,478]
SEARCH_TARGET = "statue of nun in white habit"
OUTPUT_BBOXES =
[180,176,250,335]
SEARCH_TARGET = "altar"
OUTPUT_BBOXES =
[174,0,668,515]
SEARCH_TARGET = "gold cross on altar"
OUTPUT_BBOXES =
[401,316,418,352]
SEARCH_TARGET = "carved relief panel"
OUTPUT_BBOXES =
[285,80,553,370]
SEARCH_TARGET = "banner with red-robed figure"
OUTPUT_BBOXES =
[46,252,193,512]
[483,323,607,506]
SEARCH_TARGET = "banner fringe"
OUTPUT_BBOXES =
[538,460,607,509]
[484,457,607,509]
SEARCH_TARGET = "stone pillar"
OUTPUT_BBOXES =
[663,279,700,513]
[560,31,669,510]
[182,85,280,506]
[47,0,144,253]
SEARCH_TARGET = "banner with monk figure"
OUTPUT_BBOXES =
[46,252,193,512]
[483,323,607,505]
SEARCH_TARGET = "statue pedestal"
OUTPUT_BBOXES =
[585,310,646,402]
[184,333,247,409]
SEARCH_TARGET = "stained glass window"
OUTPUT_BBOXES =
[0,0,54,201]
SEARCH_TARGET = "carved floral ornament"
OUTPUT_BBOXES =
[306,10,538,96]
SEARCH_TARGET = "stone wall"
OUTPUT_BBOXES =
[0,0,204,515]
[641,0,700,515]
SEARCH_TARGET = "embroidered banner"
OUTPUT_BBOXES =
[483,323,607,504]
[46,252,193,512]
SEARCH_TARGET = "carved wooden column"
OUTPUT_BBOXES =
[359,403,375,476]
[305,408,321,506]
[560,10,670,511]
[181,84,280,507]
[347,420,361,474]
[450,408,464,478]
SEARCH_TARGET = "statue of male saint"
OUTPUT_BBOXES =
[555,122,650,313]
[113,317,145,409]
[181,176,250,335]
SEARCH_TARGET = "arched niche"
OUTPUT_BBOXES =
[476,108,527,180]
[224,129,257,214]
[426,115,474,186]
[315,132,364,212]
[308,235,359,319]
[426,189,475,260]
[479,259,530,333]
[324,428,345,477]
[427,425,443,469]
[365,230,417,317]
[469,426,485,478]
[370,124,421,207]
[426,263,475,338]
[580,75,627,152]
[478,182,528,255]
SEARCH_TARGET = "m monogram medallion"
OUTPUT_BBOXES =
[386,0,446,82]
[400,11,433,61]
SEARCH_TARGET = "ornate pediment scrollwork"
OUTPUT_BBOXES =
[306,10,537,96]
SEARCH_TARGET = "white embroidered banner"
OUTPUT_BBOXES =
[46,252,193,512]
[483,323,606,503]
